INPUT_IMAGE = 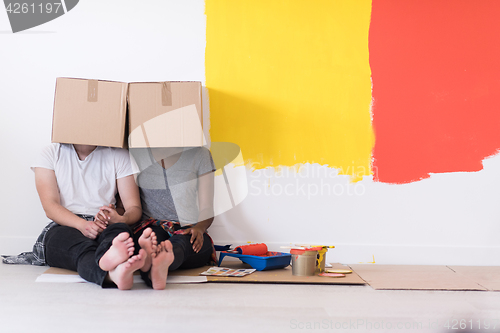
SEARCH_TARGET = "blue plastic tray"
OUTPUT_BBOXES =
[218,251,291,271]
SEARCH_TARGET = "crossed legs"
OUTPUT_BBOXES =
[136,228,174,290]
[99,232,146,290]
[45,223,145,290]
[134,226,212,290]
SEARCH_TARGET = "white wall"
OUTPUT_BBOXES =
[1,0,499,265]
[0,0,207,251]
[213,160,500,266]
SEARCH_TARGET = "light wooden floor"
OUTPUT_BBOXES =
[1,263,499,333]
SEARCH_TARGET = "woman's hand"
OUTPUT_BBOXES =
[94,210,109,228]
[182,225,205,253]
[97,204,124,225]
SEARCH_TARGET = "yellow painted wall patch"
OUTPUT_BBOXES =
[206,0,373,182]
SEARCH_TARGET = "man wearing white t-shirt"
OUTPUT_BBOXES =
[32,143,145,289]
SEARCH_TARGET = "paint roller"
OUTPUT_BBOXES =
[233,243,268,256]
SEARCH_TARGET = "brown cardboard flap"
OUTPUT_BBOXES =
[87,79,98,102]
[349,264,487,290]
[161,82,172,106]
[449,266,500,291]
[140,123,151,148]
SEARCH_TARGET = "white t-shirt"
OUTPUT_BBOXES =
[31,143,135,216]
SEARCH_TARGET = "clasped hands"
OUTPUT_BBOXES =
[82,204,120,239]
[83,205,207,254]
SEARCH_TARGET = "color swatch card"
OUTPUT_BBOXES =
[200,267,256,277]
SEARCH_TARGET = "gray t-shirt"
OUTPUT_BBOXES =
[131,147,215,226]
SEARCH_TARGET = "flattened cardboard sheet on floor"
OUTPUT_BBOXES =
[349,264,487,291]
[169,262,366,285]
[39,264,364,285]
[39,267,207,284]
[448,266,500,291]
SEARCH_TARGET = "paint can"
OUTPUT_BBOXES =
[290,248,321,276]
[294,244,334,272]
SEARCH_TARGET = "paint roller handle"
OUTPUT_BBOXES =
[295,244,335,249]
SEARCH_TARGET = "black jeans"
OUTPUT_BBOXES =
[44,222,133,288]
[134,225,213,287]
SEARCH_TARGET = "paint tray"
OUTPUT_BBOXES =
[218,251,291,271]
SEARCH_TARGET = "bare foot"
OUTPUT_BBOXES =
[150,240,174,290]
[108,249,146,290]
[138,227,157,272]
[99,232,135,271]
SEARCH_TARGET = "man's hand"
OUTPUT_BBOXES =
[80,220,104,239]
[182,225,205,253]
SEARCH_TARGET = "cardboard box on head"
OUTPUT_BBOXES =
[51,79,205,149]
[127,81,206,148]
[51,78,128,148]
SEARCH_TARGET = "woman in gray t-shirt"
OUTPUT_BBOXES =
[130,146,216,290]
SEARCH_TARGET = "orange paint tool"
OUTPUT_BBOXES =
[234,243,268,255]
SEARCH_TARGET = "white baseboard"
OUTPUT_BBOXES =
[216,241,500,266]
[2,236,498,266]
[0,236,38,256]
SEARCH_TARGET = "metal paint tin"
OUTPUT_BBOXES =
[290,248,319,276]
